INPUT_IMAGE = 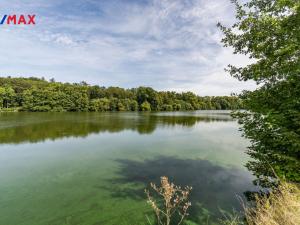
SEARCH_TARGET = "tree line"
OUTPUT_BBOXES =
[0,77,242,112]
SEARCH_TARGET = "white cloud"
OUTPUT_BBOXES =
[0,0,256,95]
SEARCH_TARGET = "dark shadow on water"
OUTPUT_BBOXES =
[103,156,258,224]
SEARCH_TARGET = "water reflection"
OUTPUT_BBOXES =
[104,156,257,224]
[0,111,255,225]
[0,111,233,144]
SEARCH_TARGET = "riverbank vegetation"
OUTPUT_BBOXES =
[222,181,300,225]
[244,182,300,225]
[218,0,300,184]
[0,77,242,112]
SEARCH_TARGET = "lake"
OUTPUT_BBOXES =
[0,111,257,225]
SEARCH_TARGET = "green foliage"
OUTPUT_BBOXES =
[0,77,242,112]
[0,86,16,108]
[140,101,151,111]
[161,104,173,111]
[218,0,300,184]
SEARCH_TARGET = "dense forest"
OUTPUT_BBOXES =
[0,77,242,112]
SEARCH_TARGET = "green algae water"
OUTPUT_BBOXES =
[0,111,256,225]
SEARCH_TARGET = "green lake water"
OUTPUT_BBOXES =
[0,111,257,225]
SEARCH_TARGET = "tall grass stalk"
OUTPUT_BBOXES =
[222,181,300,225]
[145,176,192,225]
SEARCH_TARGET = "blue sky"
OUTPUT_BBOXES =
[0,0,255,95]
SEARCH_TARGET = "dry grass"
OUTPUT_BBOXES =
[245,182,300,225]
[145,176,192,225]
[222,181,300,225]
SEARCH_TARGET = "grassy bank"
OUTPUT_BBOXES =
[223,182,300,225]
